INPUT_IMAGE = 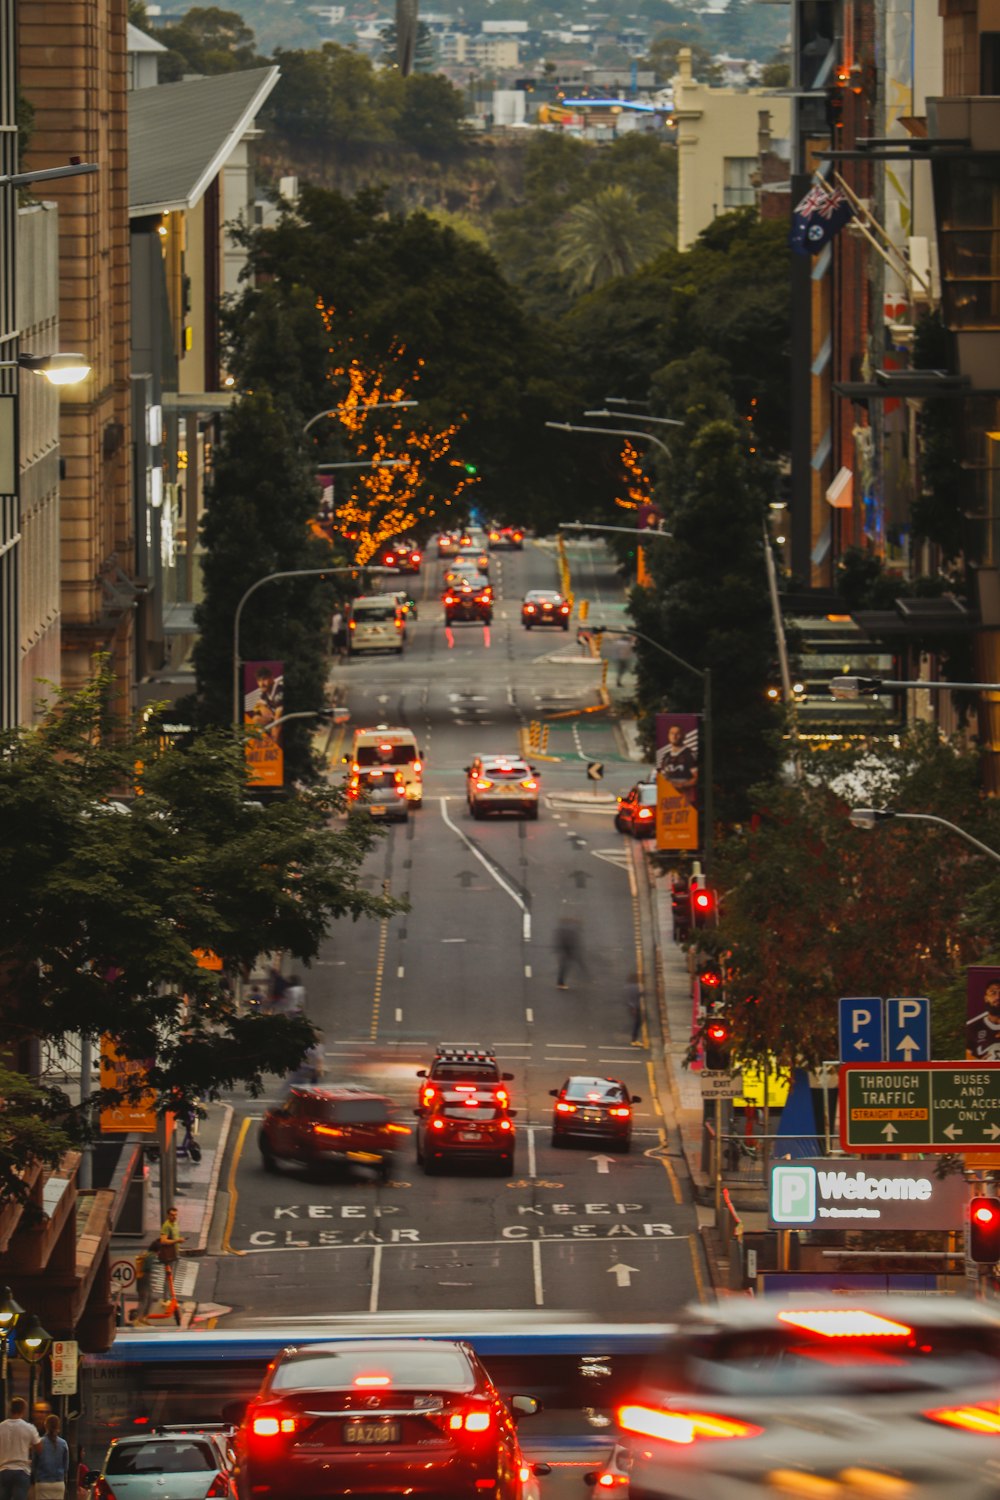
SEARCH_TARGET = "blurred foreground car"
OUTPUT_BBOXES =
[236,1338,548,1499]
[619,1298,1000,1500]
[90,1430,237,1499]
[259,1085,408,1180]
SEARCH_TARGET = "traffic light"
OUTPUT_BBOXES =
[691,885,717,930]
[969,1197,1000,1262]
[697,961,722,1009]
[463,461,478,476]
[704,1017,731,1071]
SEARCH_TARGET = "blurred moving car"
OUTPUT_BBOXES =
[584,1442,631,1492]
[443,560,491,589]
[417,1044,514,1109]
[90,1430,237,1500]
[618,1298,1000,1500]
[615,781,657,837]
[466,756,540,819]
[522,590,570,629]
[416,1087,517,1174]
[258,1085,408,1180]
[437,531,461,558]
[236,1337,547,1499]
[377,540,422,573]
[549,1077,640,1151]
[347,767,409,822]
[489,525,525,550]
[444,581,493,625]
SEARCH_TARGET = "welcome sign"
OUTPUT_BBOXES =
[769,1159,967,1231]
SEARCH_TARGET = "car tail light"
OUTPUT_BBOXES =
[924,1406,1000,1434]
[560,605,570,613]
[314,1124,343,1138]
[206,1473,232,1497]
[525,605,536,613]
[349,620,356,630]
[412,552,421,563]
[556,1101,576,1113]
[638,808,653,820]
[354,1374,391,1387]
[520,779,538,790]
[396,787,407,797]
[387,1122,411,1134]
[421,1086,436,1107]
[514,533,523,541]
[476,779,493,790]
[445,594,456,604]
[432,1117,446,1130]
[385,554,396,565]
[596,1472,627,1489]
[618,1405,762,1445]
[448,1410,493,1432]
[609,1107,631,1118]
[499,1118,513,1132]
[93,1482,117,1500]
[252,1415,298,1437]
[495,1088,509,1107]
[413,761,422,774]
[777,1310,912,1339]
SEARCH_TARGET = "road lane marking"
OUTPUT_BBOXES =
[369,1243,382,1313]
[370,915,389,1040]
[397,966,405,978]
[526,1008,534,1024]
[221,1116,253,1256]
[236,1234,695,1255]
[527,1126,537,1178]
[395,1008,403,1023]
[439,795,531,942]
[533,1241,544,1305]
[524,964,533,979]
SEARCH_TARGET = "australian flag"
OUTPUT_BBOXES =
[789,183,854,256]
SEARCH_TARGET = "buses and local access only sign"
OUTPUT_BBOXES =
[840,1062,1000,1153]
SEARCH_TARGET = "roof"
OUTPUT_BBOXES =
[129,66,280,216]
[128,22,167,53]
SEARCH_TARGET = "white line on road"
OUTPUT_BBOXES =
[441,937,467,943]
[238,1234,691,1256]
[397,966,405,978]
[395,1008,403,1023]
[369,1243,382,1312]
[527,1126,537,1178]
[524,964,532,979]
[525,1008,534,1024]
[533,1241,544,1306]
[440,796,531,944]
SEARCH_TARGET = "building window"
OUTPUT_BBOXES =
[723,157,756,208]
[935,158,1000,330]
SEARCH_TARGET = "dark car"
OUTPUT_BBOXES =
[416,1088,517,1175]
[347,767,409,822]
[378,540,422,573]
[615,780,657,837]
[417,1044,514,1109]
[236,1337,547,1500]
[489,525,525,550]
[549,1076,641,1152]
[444,581,493,625]
[522,590,570,629]
[258,1085,409,1180]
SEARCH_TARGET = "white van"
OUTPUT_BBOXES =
[350,724,424,807]
[348,595,405,656]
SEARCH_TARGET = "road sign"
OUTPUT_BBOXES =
[885,997,930,1063]
[838,997,884,1062]
[587,762,604,781]
[840,1062,1000,1153]
[110,1257,135,1291]
[51,1339,78,1396]
[701,1072,743,1099]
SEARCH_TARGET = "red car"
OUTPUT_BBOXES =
[258,1085,409,1180]
[416,1087,517,1175]
[522,590,570,629]
[444,582,493,624]
[237,1338,547,1500]
[378,541,422,573]
[489,525,525,550]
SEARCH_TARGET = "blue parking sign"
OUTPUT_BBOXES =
[885,997,930,1063]
[838,997,884,1062]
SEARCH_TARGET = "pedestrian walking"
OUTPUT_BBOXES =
[267,965,288,1009]
[0,1397,40,1500]
[284,974,307,1017]
[612,634,633,686]
[625,971,643,1044]
[131,1239,160,1325]
[33,1414,69,1500]
[554,915,588,989]
[331,609,348,661]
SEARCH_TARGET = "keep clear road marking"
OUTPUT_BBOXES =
[439,796,531,943]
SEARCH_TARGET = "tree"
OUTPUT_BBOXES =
[0,663,395,1205]
[269,45,396,152]
[193,390,342,778]
[151,6,260,80]
[397,73,468,156]
[555,185,668,294]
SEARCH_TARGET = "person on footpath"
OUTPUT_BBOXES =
[33,1414,69,1500]
[0,1396,40,1500]
[132,1238,160,1325]
[625,971,643,1044]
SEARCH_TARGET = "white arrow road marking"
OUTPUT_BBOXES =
[881,1123,898,1140]
[608,1262,640,1288]
[944,1123,963,1139]
[591,1154,615,1174]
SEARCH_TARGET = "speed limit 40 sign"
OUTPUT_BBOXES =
[110,1258,136,1292]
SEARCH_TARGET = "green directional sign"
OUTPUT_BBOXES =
[840,1063,1000,1153]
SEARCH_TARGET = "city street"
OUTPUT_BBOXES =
[200,539,703,1329]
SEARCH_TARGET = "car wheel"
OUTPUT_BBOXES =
[471,803,483,819]
[423,1155,440,1176]
[378,1156,392,1183]
[484,613,493,624]
[259,1135,279,1173]
[525,804,539,821]
[617,1135,632,1154]
[562,622,569,630]
[413,798,422,810]
[614,814,626,833]
[550,1131,563,1148]
[497,1155,513,1176]
[524,621,532,630]
[396,645,404,655]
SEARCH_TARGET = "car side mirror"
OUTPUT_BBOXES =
[341,754,349,764]
[533,1463,552,1478]
[502,1072,514,1081]
[631,1095,643,1104]
[464,766,471,774]
[82,1472,101,1489]
[508,1110,518,1118]
[416,1069,427,1078]
[511,1395,539,1418]
[583,1471,598,1487]
[548,1089,559,1098]
[414,1107,426,1117]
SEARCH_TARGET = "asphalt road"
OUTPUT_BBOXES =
[197,539,702,1487]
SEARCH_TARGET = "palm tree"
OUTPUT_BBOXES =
[555,184,665,294]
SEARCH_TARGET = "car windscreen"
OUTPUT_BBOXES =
[356,745,416,766]
[565,1081,625,1103]
[639,784,658,805]
[433,1064,498,1080]
[483,766,529,780]
[529,594,561,603]
[106,1441,215,1475]
[441,1103,505,1119]
[352,606,396,622]
[654,1324,1000,1398]
[271,1349,472,1391]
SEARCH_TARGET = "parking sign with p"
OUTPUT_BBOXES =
[771,1164,817,1225]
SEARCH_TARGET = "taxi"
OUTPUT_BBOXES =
[466,755,540,820]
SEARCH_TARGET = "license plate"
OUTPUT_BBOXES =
[459,1131,481,1142]
[344,1421,400,1444]
[581,1111,603,1122]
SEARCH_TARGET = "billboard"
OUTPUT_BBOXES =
[654,712,700,852]
[244,659,284,788]
[768,1158,967,1231]
[99,1038,157,1134]
[966,965,1000,1061]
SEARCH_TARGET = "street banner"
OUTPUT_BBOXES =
[99,1038,157,1133]
[244,660,284,788]
[966,965,1000,1060]
[654,712,699,852]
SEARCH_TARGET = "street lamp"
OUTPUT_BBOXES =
[303,401,418,437]
[559,521,673,540]
[0,352,91,385]
[13,1312,51,1416]
[849,807,1000,864]
[584,409,683,427]
[831,675,1000,700]
[315,460,408,473]
[545,421,672,460]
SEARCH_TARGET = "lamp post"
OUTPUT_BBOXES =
[831,675,1000,699]
[848,807,1000,864]
[545,420,672,460]
[232,567,364,729]
[0,352,91,385]
[0,1287,22,1410]
[584,409,684,427]
[14,1312,52,1417]
[303,400,418,437]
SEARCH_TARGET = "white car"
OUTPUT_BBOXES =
[466,755,540,820]
[620,1296,1000,1500]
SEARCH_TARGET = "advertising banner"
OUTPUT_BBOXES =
[768,1158,967,1231]
[654,712,700,852]
[966,965,1000,1061]
[99,1039,157,1134]
[244,660,285,788]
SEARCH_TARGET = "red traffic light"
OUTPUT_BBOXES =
[692,889,714,913]
[698,966,722,988]
[705,1020,729,1045]
[969,1196,1000,1262]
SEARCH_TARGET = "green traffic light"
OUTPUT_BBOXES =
[464,462,478,475]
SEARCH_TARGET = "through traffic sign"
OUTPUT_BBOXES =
[840,1062,1000,1153]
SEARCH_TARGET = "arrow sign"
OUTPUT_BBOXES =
[608,1262,639,1287]
[587,762,605,781]
[591,1154,615,1174]
[838,998,884,1062]
[944,1123,963,1139]
[841,1062,1000,1153]
[886,997,930,1063]
[881,1123,897,1141]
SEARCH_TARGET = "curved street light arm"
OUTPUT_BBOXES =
[545,421,672,459]
[584,409,684,427]
[850,808,1000,863]
[303,401,418,437]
